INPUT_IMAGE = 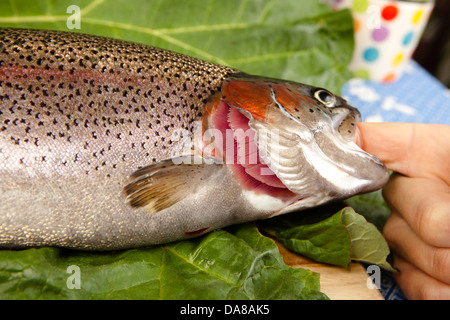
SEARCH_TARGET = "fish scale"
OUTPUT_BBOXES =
[0,28,237,179]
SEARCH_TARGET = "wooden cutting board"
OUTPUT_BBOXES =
[276,240,384,300]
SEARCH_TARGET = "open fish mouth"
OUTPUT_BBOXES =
[206,100,299,202]
[203,97,388,212]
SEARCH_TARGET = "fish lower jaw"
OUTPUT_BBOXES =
[302,146,375,195]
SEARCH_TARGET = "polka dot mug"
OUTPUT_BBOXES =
[331,0,435,82]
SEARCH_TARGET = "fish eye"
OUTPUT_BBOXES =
[313,89,336,108]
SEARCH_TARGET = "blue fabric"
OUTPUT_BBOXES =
[342,60,450,125]
[379,269,408,300]
[362,263,407,300]
[342,61,449,300]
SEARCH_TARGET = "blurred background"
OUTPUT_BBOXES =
[414,0,450,88]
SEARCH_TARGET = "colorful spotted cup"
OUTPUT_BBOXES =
[331,0,435,82]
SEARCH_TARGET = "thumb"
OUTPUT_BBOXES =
[355,122,450,180]
[355,122,414,176]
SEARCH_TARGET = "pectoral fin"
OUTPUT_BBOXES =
[123,155,222,213]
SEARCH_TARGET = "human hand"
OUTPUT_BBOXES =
[355,122,450,300]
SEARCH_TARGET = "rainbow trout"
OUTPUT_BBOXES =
[0,28,389,250]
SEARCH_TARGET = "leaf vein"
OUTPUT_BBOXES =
[165,246,242,289]
[80,0,105,16]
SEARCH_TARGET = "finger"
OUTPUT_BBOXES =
[383,174,450,247]
[354,122,413,175]
[392,254,450,300]
[355,122,450,181]
[383,212,450,285]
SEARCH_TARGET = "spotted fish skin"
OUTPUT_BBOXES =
[0,28,237,179]
[0,28,244,249]
[0,28,389,250]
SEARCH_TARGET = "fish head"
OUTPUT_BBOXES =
[204,75,389,214]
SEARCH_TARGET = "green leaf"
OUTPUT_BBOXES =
[0,224,327,300]
[260,208,352,268]
[0,0,353,93]
[261,206,394,271]
[345,190,391,232]
[341,208,394,271]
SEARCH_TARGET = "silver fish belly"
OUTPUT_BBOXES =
[0,28,389,250]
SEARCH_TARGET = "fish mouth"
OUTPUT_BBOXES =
[307,105,389,197]
[330,104,387,189]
